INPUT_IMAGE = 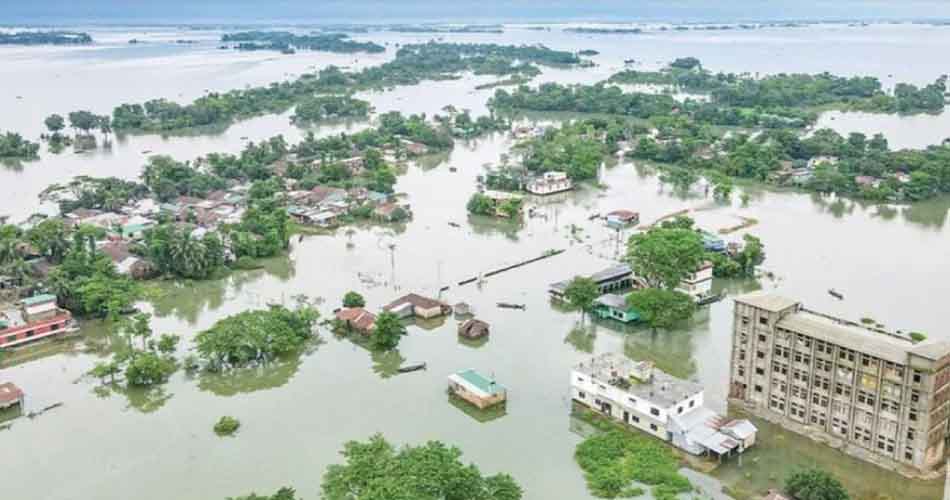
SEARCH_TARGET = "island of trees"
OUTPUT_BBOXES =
[0,31,92,45]
[0,132,41,160]
[290,95,372,123]
[70,42,580,134]
[221,31,385,54]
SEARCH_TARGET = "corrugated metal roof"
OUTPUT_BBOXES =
[22,294,56,306]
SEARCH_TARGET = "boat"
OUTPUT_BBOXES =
[497,302,526,310]
[624,59,636,64]
[828,289,844,300]
[397,362,427,373]
[448,222,461,228]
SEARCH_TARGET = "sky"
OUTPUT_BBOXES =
[6,0,950,25]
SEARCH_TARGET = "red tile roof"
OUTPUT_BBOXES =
[335,308,376,332]
[0,382,24,405]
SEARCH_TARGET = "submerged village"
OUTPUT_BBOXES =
[3,22,950,500]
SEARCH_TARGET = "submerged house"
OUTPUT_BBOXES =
[571,353,756,459]
[526,171,573,195]
[458,318,490,340]
[605,210,640,229]
[449,369,507,409]
[0,294,76,349]
[384,293,449,319]
[593,294,640,323]
[335,307,377,334]
[676,261,714,303]
[0,382,24,410]
[549,264,636,300]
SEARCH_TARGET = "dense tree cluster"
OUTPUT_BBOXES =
[223,31,384,54]
[0,132,41,160]
[142,224,226,279]
[47,231,141,318]
[291,95,372,123]
[0,31,92,45]
[75,42,580,134]
[194,305,319,370]
[321,434,523,500]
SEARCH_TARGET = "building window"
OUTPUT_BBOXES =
[579,391,586,400]
[631,415,640,423]
[650,407,660,416]
[757,351,765,359]
[758,334,767,342]
[741,316,750,326]
[577,377,585,383]
[759,316,769,325]
[628,397,636,405]
[755,385,763,393]
[689,400,695,408]
[25,330,35,338]
[913,371,923,384]
[756,367,765,376]
[650,423,658,431]
[677,407,683,414]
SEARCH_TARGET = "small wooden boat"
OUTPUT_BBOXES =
[828,289,844,300]
[448,222,461,228]
[497,302,526,310]
[449,167,458,172]
[397,362,427,373]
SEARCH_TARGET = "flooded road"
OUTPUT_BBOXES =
[2,23,950,500]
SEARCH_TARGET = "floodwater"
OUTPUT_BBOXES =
[2,23,950,500]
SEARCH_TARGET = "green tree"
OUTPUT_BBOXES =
[342,291,366,308]
[125,351,176,386]
[371,311,406,351]
[322,434,523,500]
[784,469,849,500]
[194,305,319,370]
[626,289,696,331]
[45,114,66,134]
[68,110,99,135]
[563,276,600,323]
[627,227,705,289]
[228,487,299,500]
[89,361,121,384]
[156,334,181,355]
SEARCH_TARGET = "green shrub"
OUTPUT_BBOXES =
[214,416,241,436]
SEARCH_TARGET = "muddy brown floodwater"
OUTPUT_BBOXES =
[2,23,950,500]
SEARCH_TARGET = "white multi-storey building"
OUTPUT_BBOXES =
[572,353,756,458]
[526,171,573,195]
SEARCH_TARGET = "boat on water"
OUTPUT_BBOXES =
[497,302,526,310]
[397,362,427,373]
[828,289,844,300]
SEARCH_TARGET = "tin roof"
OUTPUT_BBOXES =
[450,369,505,397]
[0,382,24,404]
[734,293,800,313]
[22,294,57,306]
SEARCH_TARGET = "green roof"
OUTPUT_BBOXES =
[455,369,505,395]
[22,294,56,306]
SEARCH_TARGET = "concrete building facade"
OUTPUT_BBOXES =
[729,293,950,474]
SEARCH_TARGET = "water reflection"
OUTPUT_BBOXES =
[370,349,406,379]
[196,349,310,396]
[563,323,596,353]
[466,214,523,241]
[714,410,942,500]
[901,196,950,230]
[447,392,507,423]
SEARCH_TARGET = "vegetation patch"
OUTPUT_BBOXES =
[214,416,241,436]
[574,415,692,499]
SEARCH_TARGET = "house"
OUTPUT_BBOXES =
[458,318,490,340]
[0,294,75,349]
[572,353,756,459]
[549,264,636,300]
[99,240,153,279]
[606,210,639,229]
[676,261,714,302]
[341,156,365,175]
[373,202,411,222]
[593,294,640,323]
[526,171,573,195]
[699,230,726,253]
[807,156,838,169]
[401,139,429,156]
[384,293,448,319]
[335,307,377,334]
[0,382,24,410]
[453,302,473,316]
[449,369,507,409]
[855,175,882,189]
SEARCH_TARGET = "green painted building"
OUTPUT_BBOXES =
[593,293,640,323]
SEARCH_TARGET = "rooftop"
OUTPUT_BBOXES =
[0,382,23,405]
[779,309,936,365]
[595,293,629,310]
[22,294,57,306]
[574,353,703,409]
[385,293,445,311]
[451,369,505,397]
[735,293,800,313]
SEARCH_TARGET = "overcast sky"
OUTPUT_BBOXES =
[7,0,950,24]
